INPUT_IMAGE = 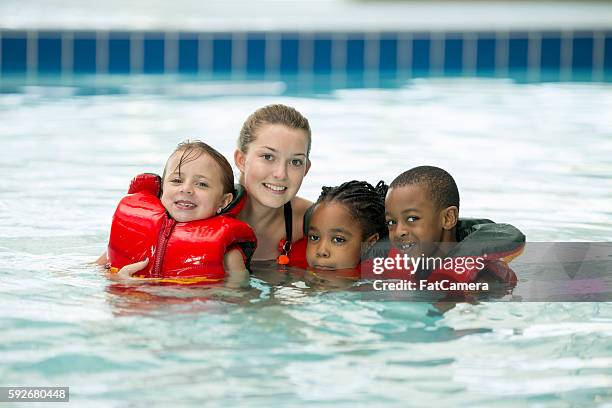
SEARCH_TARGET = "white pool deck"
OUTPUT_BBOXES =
[1,0,611,31]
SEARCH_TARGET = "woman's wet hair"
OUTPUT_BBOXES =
[238,104,311,156]
[316,180,389,240]
[163,140,234,195]
[390,165,459,211]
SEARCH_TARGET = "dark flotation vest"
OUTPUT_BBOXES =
[371,218,524,284]
[107,173,257,284]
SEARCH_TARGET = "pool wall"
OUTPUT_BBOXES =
[1,30,611,81]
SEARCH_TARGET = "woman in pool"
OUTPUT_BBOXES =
[99,104,312,280]
[233,104,313,264]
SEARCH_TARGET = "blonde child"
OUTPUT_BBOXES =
[99,141,256,288]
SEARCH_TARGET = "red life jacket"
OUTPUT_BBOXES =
[278,236,309,269]
[107,189,256,285]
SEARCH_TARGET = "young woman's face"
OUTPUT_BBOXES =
[161,151,232,222]
[235,124,310,209]
[306,202,364,271]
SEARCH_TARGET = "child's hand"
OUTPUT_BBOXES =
[95,251,109,265]
[117,258,150,280]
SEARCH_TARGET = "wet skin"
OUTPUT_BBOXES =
[384,184,457,258]
[234,123,312,261]
[306,202,376,271]
[161,150,233,223]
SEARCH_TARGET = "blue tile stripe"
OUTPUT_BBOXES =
[445,36,464,73]
[108,33,130,73]
[346,35,365,72]
[412,35,430,73]
[212,36,232,73]
[38,32,62,73]
[73,34,97,73]
[0,29,610,80]
[178,34,198,73]
[246,35,266,73]
[1,31,28,73]
[143,33,165,73]
[313,36,332,74]
[476,36,496,73]
[605,34,612,70]
[379,35,398,72]
[280,34,299,73]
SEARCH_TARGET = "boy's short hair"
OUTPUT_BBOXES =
[389,166,460,211]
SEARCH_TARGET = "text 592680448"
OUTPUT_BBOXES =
[0,387,69,402]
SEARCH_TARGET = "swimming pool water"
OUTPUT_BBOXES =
[0,75,611,406]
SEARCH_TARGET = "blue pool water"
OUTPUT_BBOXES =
[1,75,611,406]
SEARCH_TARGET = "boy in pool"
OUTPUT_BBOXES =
[304,180,388,277]
[99,140,256,288]
[384,166,524,286]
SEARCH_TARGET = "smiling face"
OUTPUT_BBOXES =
[160,150,233,223]
[306,202,366,271]
[235,124,310,209]
[385,184,456,258]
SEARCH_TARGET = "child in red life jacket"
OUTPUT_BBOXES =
[101,140,257,288]
[297,180,389,286]
[384,166,524,289]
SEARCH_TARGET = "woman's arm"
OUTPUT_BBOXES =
[223,249,250,289]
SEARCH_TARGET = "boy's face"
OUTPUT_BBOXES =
[161,151,232,223]
[385,184,449,257]
[306,202,363,271]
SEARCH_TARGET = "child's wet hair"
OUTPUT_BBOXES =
[390,165,460,211]
[163,140,234,194]
[316,180,389,239]
[238,104,311,156]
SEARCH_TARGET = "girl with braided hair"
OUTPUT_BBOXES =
[305,180,388,272]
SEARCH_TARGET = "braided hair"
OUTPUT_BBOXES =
[316,180,389,240]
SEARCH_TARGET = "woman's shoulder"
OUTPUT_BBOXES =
[291,196,314,218]
[291,196,313,241]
